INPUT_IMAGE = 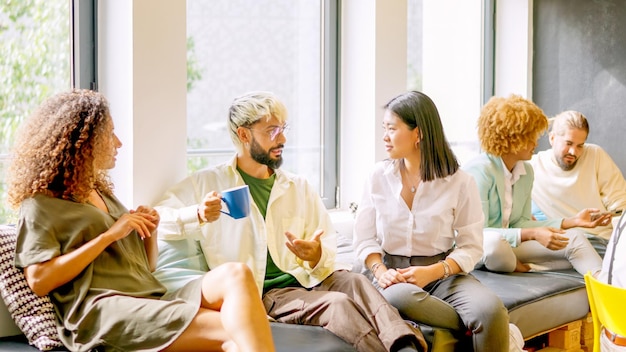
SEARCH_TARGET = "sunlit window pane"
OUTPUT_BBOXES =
[186,0,324,192]
[407,0,482,165]
[0,0,71,224]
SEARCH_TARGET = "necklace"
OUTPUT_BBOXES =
[401,160,420,193]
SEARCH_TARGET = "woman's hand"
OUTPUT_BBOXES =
[105,211,157,242]
[131,206,160,271]
[131,206,160,232]
[397,265,441,288]
[523,227,568,250]
[376,268,406,288]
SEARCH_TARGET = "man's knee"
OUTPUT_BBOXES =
[566,228,586,241]
[330,270,373,288]
[566,229,597,250]
[319,291,362,314]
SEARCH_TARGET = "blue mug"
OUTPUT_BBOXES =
[220,185,251,219]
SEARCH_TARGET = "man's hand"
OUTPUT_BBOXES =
[578,208,612,227]
[284,229,323,267]
[198,191,222,223]
[562,208,611,229]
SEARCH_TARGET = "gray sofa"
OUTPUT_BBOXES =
[0,221,355,352]
[0,321,355,352]
[0,212,591,351]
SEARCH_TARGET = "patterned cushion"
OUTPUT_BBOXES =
[0,225,64,350]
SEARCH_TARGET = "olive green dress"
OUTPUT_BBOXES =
[14,193,202,352]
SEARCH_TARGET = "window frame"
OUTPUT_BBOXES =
[483,0,495,105]
[321,0,339,208]
[0,1,96,223]
[71,0,98,90]
[184,0,340,209]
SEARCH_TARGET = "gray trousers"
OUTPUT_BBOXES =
[381,253,510,352]
[262,270,426,352]
[586,233,609,258]
[482,228,603,275]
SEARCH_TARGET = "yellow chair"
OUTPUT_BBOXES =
[584,273,626,351]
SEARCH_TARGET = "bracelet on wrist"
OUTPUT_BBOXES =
[370,262,384,276]
[439,260,451,280]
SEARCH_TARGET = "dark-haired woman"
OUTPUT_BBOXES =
[353,91,511,351]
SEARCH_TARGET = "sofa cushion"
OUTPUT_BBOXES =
[473,269,589,338]
[0,292,22,338]
[271,322,356,352]
[153,238,209,293]
[0,322,356,352]
[0,225,63,351]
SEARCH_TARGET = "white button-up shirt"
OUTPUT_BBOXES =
[501,159,526,243]
[353,159,484,273]
[155,155,350,294]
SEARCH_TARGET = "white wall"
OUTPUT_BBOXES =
[339,0,485,209]
[494,0,532,98]
[98,0,530,211]
[99,0,187,209]
[339,0,407,209]
[422,0,483,166]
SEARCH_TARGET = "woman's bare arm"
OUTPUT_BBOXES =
[24,212,156,296]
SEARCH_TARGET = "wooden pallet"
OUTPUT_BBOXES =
[524,313,593,352]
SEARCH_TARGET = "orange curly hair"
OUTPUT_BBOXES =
[477,94,548,156]
[7,89,114,208]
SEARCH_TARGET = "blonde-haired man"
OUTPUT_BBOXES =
[531,110,626,256]
[155,91,426,352]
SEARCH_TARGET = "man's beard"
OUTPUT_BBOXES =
[250,137,283,169]
[556,154,578,171]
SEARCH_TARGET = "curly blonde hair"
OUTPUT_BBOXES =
[7,89,114,208]
[477,94,548,156]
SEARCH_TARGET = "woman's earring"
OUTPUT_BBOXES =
[414,141,419,149]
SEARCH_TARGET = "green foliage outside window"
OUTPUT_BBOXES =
[0,0,70,224]
[0,2,204,224]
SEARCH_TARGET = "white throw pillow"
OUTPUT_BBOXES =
[0,225,64,350]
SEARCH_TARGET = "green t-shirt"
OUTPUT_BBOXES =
[238,167,299,292]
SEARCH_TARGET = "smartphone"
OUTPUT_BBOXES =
[591,209,623,221]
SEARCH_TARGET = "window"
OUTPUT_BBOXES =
[0,1,95,224]
[0,1,70,224]
[533,0,626,174]
[407,0,485,165]
[186,0,338,207]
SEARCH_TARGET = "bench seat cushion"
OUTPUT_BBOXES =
[473,269,588,338]
[0,323,356,352]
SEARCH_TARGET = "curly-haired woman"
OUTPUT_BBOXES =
[463,94,605,275]
[7,89,275,352]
